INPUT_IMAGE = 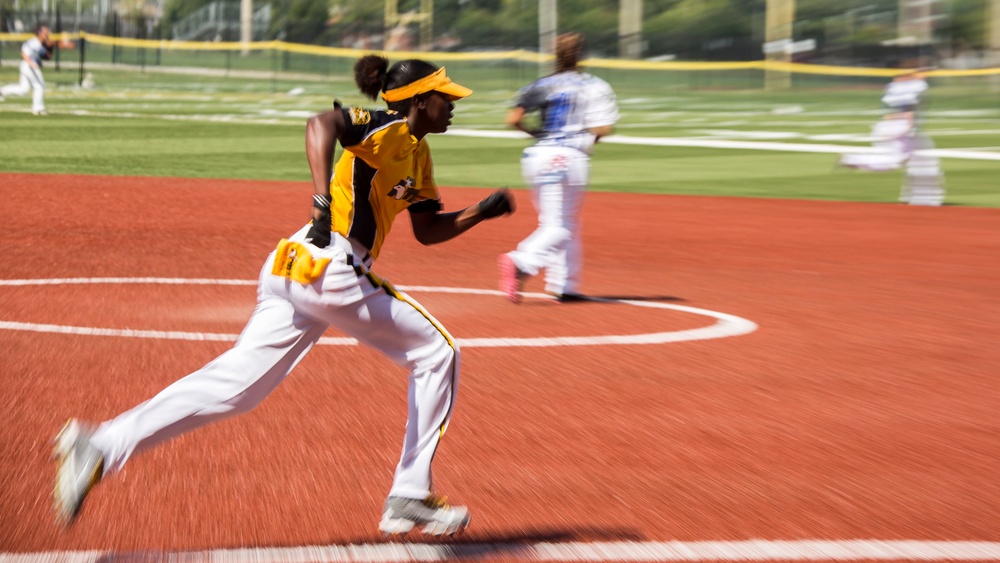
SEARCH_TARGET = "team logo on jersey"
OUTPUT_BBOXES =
[348,107,371,125]
[388,177,421,202]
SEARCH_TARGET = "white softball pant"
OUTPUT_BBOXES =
[838,117,913,172]
[89,226,459,500]
[0,61,46,113]
[902,132,945,206]
[507,145,590,296]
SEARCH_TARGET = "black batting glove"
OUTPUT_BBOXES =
[306,194,332,248]
[478,188,515,219]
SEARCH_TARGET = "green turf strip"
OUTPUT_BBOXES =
[2,66,997,207]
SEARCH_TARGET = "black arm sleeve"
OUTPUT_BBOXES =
[408,199,443,214]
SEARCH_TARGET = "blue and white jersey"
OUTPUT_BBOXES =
[22,37,49,67]
[514,71,619,155]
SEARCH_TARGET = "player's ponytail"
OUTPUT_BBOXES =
[354,55,440,114]
[354,55,390,102]
[555,33,584,73]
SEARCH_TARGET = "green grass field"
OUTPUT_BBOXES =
[2,61,999,207]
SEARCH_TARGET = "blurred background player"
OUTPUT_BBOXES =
[0,23,72,115]
[498,32,619,303]
[838,67,945,206]
[51,54,515,536]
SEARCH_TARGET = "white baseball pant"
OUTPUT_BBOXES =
[902,134,945,206]
[0,61,46,113]
[88,226,459,500]
[507,145,590,296]
[839,117,913,172]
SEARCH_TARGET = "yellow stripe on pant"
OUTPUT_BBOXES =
[363,271,457,445]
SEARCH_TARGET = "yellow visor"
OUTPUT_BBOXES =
[381,67,473,102]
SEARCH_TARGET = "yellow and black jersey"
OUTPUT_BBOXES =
[329,106,442,260]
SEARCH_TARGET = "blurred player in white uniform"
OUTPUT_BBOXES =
[0,23,59,115]
[498,33,619,303]
[839,69,944,206]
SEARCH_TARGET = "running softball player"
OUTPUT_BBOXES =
[0,23,69,115]
[52,54,515,536]
[497,33,619,303]
[838,69,945,205]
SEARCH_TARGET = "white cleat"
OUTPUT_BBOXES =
[52,419,104,526]
[379,495,470,537]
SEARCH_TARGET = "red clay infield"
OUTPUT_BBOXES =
[0,172,998,556]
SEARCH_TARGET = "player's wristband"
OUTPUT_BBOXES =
[313,194,331,210]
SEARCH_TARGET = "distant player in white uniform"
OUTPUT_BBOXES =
[497,33,619,303]
[0,23,65,115]
[839,69,945,206]
[51,54,515,536]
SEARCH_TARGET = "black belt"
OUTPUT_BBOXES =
[345,253,373,277]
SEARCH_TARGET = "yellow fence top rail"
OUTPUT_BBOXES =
[3,32,999,77]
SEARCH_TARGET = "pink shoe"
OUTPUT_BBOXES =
[497,254,523,303]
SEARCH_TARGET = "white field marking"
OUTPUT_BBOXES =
[3,540,1000,562]
[694,128,1000,144]
[6,103,995,160]
[693,130,876,143]
[0,278,757,347]
[694,129,803,140]
[603,133,1000,160]
[50,109,306,126]
[917,129,1000,136]
[442,128,1000,160]
[894,148,1000,160]
[0,277,256,286]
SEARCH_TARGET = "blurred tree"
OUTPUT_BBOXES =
[942,0,986,49]
[162,0,213,37]
[560,0,617,56]
[795,0,895,49]
[284,0,327,43]
[153,0,989,62]
[435,0,461,33]
[456,0,503,11]
[452,0,534,49]
[644,0,754,59]
[324,0,381,44]
[446,0,625,53]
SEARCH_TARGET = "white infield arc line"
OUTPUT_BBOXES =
[0,278,758,347]
[4,540,1000,562]
[0,283,991,561]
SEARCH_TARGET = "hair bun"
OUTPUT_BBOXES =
[354,54,391,101]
